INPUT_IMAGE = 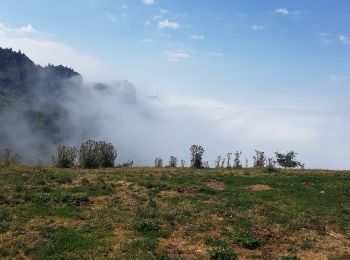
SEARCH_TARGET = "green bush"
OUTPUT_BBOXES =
[135,219,159,233]
[53,145,77,168]
[233,231,261,249]
[208,246,237,260]
[79,140,117,168]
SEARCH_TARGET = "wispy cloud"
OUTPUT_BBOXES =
[105,11,118,23]
[158,20,180,29]
[330,74,347,81]
[209,52,223,57]
[0,23,37,35]
[338,35,349,45]
[141,38,155,43]
[190,34,205,40]
[153,9,169,20]
[165,50,191,61]
[252,25,265,31]
[274,8,289,15]
[143,0,155,5]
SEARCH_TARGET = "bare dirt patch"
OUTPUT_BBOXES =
[248,184,272,191]
[206,181,225,190]
[159,186,199,196]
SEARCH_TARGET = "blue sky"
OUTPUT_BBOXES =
[0,0,349,168]
[1,0,349,98]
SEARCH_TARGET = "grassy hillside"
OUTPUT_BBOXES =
[0,166,349,259]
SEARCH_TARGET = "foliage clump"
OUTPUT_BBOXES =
[208,246,237,260]
[190,145,205,168]
[79,140,117,169]
[53,145,77,168]
[275,151,304,168]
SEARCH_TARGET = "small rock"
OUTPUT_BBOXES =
[320,191,325,195]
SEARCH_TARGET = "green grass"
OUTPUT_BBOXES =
[0,166,349,259]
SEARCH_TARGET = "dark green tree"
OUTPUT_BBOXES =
[190,145,205,168]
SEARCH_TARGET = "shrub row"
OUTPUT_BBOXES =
[53,140,117,169]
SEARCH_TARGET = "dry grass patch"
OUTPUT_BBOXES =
[116,180,148,208]
[206,181,225,191]
[248,184,272,191]
[91,196,110,210]
[158,236,208,259]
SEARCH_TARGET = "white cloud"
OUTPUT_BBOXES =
[143,0,155,5]
[190,34,205,40]
[158,20,180,29]
[160,95,350,169]
[338,35,349,45]
[0,23,37,35]
[274,8,289,15]
[18,24,37,33]
[252,25,265,31]
[330,74,347,81]
[0,23,112,82]
[165,50,191,61]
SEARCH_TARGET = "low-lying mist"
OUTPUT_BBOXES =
[1,49,349,170]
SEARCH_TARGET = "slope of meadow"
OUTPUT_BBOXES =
[0,166,349,259]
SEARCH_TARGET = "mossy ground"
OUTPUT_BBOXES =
[0,166,349,259]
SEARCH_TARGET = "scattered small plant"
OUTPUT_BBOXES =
[190,145,205,168]
[264,157,278,173]
[233,151,242,168]
[253,150,266,167]
[168,156,177,168]
[0,149,21,166]
[208,246,237,260]
[119,160,133,168]
[226,153,232,168]
[180,160,186,167]
[300,237,316,251]
[215,156,222,169]
[205,237,228,247]
[154,157,163,167]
